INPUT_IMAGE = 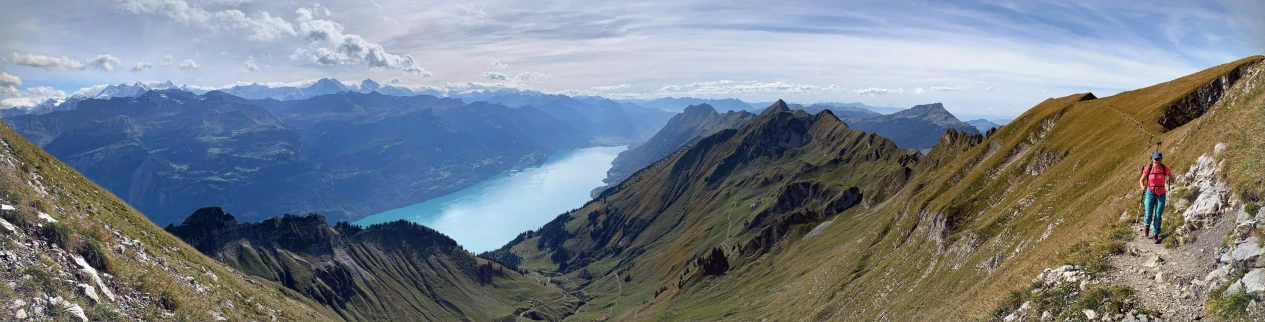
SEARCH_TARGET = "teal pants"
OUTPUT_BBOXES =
[1143,190,1166,238]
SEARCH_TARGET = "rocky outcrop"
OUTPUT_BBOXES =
[1158,62,1253,131]
[1176,146,1231,236]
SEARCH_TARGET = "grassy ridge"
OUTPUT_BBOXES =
[497,56,1265,321]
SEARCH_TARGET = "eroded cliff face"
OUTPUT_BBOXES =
[1158,62,1252,131]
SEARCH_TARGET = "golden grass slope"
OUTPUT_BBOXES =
[500,55,1265,321]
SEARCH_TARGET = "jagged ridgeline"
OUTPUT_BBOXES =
[484,56,1265,320]
[0,120,337,320]
[165,207,580,321]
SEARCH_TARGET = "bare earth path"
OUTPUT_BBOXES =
[1104,211,1236,321]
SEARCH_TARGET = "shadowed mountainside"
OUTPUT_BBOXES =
[166,207,580,321]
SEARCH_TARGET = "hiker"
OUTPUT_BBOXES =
[1139,152,1172,244]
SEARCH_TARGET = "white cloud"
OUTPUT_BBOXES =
[514,72,549,82]
[488,61,509,70]
[387,77,401,84]
[0,72,20,96]
[291,4,430,77]
[179,59,201,70]
[243,55,260,72]
[4,52,85,71]
[87,54,123,71]
[855,87,905,96]
[483,71,508,81]
[131,62,154,72]
[0,86,67,109]
[930,86,971,92]
[119,0,297,41]
[383,16,399,25]
[591,84,630,91]
[986,87,1000,91]
[161,54,176,67]
[914,87,926,95]
[72,84,110,97]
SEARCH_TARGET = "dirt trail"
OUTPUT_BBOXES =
[1104,209,1235,321]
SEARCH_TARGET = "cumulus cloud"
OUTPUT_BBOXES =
[86,54,123,71]
[930,86,971,92]
[0,72,20,96]
[4,52,85,71]
[161,54,176,67]
[131,62,154,72]
[243,55,260,72]
[290,4,430,77]
[179,59,201,70]
[515,72,549,82]
[483,71,508,81]
[72,84,110,97]
[120,0,297,41]
[0,85,68,109]
[855,87,905,96]
[488,61,509,70]
[914,87,926,95]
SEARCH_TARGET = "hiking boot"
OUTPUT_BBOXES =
[1143,227,1150,236]
[1152,237,1161,244]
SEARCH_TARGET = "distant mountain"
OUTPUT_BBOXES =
[218,78,353,100]
[631,97,754,113]
[799,103,883,119]
[844,103,981,150]
[3,89,629,224]
[593,103,756,196]
[473,92,675,142]
[167,207,577,321]
[965,118,1001,132]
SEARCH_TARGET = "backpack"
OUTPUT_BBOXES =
[1143,164,1168,190]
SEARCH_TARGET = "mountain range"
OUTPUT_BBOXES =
[474,56,1265,320]
[2,56,1261,322]
[2,89,670,224]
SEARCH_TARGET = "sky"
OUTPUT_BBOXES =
[0,0,1262,118]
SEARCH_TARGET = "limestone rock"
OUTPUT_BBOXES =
[1242,268,1265,294]
[77,283,99,305]
[1230,238,1264,266]
[14,308,26,320]
[1083,309,1097,320]
[36,212,56,223]
[0,218,16,234]
[65,303,87,322]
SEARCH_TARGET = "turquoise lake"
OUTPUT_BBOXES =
[354,145,628,252]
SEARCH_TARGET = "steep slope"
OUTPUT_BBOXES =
[594,103,756,196]
[487,101,921,321]
[846,102,982,149]
[488,56,1265,320]
[166,207,580,321]
[0,121,337,321]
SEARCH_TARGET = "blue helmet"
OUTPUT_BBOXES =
[1152,152,1163,160]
